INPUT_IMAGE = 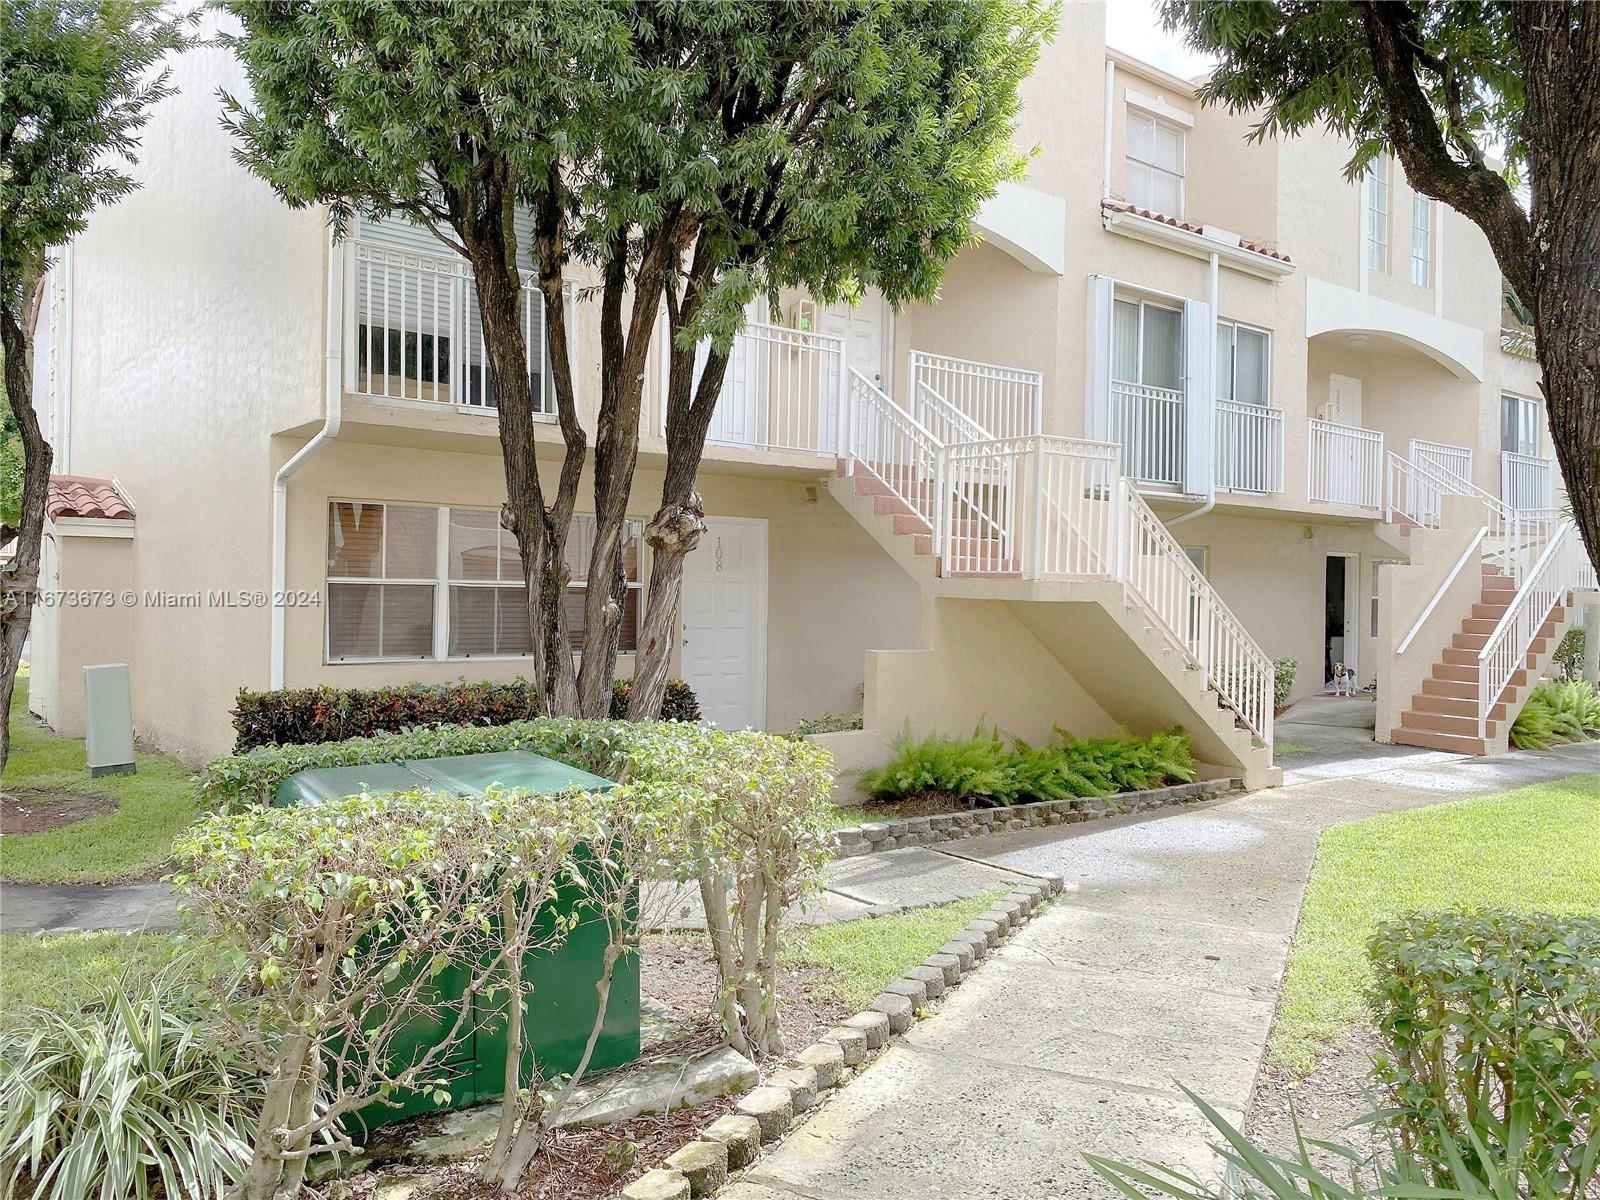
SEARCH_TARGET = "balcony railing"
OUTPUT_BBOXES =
[908,351,1042,441]
[1307,418,1384,508]
[1501,450,1555,511]
[346,241,552,417]
[1215,401,1284,494]
[699,321,846,455]
[1109,380,1184,487]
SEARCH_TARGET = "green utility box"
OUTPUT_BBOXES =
[275,749,641,1131]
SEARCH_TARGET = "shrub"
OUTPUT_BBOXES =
[857,727,1195,807]
[608,677,701,723]
[0,958,264,1200]
[229,677,701,752]
[1509,679,1600,749]
[1367,910,1599,1190]
[791,711,865,736]
[1554,624,1585,680]
[1273,657,1298,708]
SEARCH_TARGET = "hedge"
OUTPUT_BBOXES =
[1368,910,1600,1189]
[204,715,734,811]
[229,678,700,752]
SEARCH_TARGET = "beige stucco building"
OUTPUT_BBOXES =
[26,9,1588,789]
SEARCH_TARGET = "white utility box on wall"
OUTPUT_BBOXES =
[83,663,136,776]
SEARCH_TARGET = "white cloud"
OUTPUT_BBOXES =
[1102,0,1218,82]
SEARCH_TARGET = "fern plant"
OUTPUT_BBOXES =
[1511,680,1600,749]
[0,959,265,1200]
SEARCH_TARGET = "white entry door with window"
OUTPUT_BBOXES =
[680,518,768,730]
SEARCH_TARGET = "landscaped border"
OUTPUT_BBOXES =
[830,777,1240,858]
[619,873,1063,1200]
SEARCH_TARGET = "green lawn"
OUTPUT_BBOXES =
[1271,774,1600,1072]
[0,931,189,1024]
[1272,740,1312,756]
[2,676,198,883]
[782,890,1008,1010]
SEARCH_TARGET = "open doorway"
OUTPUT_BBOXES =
[1324,554,1359,690]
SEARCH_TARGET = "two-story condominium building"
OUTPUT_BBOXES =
[26,8,1586,788]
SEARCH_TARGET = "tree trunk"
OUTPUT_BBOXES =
[628,336,732,720]
[1512,4,1600,575]
[0,281,50,776]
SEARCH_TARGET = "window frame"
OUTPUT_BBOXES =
[1215,319,1272,407]
[1500,393,1540,458]
[1365,156,1390,272]
[323,501,645,666]
[324,502,440,664]
[1125,109,1187,218]
[1111,295,1185,392]
[1410,193,1432,286]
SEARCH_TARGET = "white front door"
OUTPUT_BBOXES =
[1323,373,1363,426]
[821,290,890,390]
[680,518,767,730]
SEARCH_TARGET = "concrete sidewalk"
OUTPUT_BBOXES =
[0,839,1040,935]
[726,742,1600,1200]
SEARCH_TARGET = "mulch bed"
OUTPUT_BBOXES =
[839,791,977,824]
[1245,1026,1384,1171]
[354,1100,738,1200]
[0,786,118,834]
[641,932,854,1053]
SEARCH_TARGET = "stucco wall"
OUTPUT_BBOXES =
[38,530,136,739]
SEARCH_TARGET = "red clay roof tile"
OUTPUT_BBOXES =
[1100,199,1293,263]
[46,475,134,521]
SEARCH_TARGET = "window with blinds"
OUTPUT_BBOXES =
[1111,298,1183,390]
[1365,157,1390,271]
[326,502,437,660]
[324,502,642,663]
[1411,194,1432,286]
[1126,111,1185,217]
[1215,321,1270,405]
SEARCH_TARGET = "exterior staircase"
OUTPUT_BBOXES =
[817,365,1280,790]
[1391,564,1567,753]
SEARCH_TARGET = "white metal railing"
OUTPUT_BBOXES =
[347,241,551,416]
[909,351,1042,441]
[1385,451,1557,583]
[913,379,990,447]
[847,368,941,532]
[702,321,846,454]
[1307,418,1384,508]
[1411,439,1472,484]
[1477,520,1594,738]
[1110,380,1185,486]
[1215,401,1284,494]
[1501,450,1555,511]
[939,436,1120,578]
[1117,478,1275,741]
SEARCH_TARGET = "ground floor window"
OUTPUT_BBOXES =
[326,500,641,663]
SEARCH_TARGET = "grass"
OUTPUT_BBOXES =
[826,803,868,830]
[781,890,1008,1011]
[0,931,188,1024]
[1270,774,1600,1072]
[1272,740,1312,756]
[2,675,198,883]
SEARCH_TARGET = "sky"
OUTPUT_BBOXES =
[1102,0,1219,82]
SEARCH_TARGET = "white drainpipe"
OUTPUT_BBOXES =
[270,228,344,689]
[1169,251,1220,528]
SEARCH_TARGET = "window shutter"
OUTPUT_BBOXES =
[1085,276,1115,442]
[1182,298,1214,497]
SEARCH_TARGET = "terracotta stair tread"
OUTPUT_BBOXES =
[1391,727,1487,755]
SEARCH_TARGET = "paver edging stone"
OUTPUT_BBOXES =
[831,777,1239,857]
[621,870,1064,1200]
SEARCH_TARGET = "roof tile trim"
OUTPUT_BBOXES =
[46,475,135,521]
[1101,199,1293,263]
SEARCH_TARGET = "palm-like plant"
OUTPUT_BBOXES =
[0,959,263,1200]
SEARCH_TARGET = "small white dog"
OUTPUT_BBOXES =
[1330,661,1354,697]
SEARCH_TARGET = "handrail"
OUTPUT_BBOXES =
[1396,526,1488,655]
[846,367,942,535]
[1476,520,1579,739]
[913,379,990,444]
[909,349,1043,441]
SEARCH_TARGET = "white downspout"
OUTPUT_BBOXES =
[1102,60,1116,200]
[58,243,75,472]
[270,228,344,689]
[1169,251,1220,528]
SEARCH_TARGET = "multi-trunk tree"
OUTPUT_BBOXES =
[1164,0,1600,574]
[0,0,184,772]
[226,0,1052,720]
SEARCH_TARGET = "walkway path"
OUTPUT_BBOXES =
[725,741,1600,1200]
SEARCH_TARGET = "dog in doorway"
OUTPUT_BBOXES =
[1329,662,1355,697]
